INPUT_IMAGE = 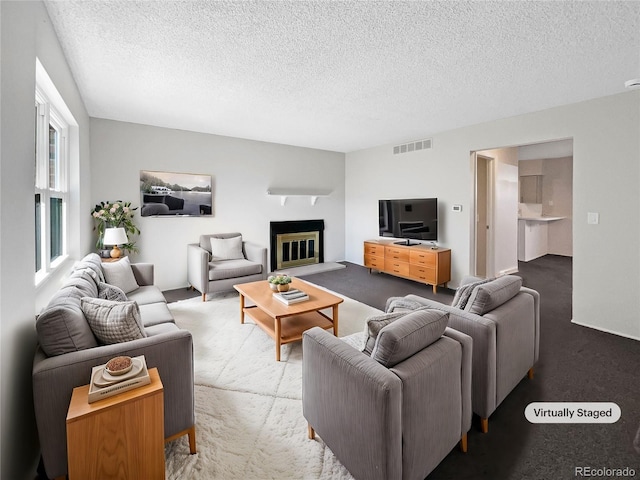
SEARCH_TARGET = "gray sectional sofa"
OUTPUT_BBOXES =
[32,253,195,480]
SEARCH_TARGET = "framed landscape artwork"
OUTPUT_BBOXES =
[140,170,213,217]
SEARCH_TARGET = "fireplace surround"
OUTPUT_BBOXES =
[270,220,324,272]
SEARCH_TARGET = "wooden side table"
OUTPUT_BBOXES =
[66,367,165,480]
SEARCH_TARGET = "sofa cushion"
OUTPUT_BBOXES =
[138,302,176,327]
[465,275,523,315]
[126,285,167,306]
[451,278,493,310]
[73,253,105,283]
[97,282,127,302]
[36,283,100,357]
[371,309,449,368]
[210,236,244,261]
[208,258,262,281]
[144,321,180,337]
[362,311,408,355]
[63,269,99,298]
[81,298,147,345]
[101,256,139,294]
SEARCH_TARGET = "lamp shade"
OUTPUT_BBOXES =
[103,227,129,246]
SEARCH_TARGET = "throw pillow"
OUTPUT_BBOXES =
[81,297,146,345]
[210,236,244,261]
[451,278,493,310]
[371,309,449,368]
[385,297,424,313]
[36,303,98,356]
[362,311,407,356]
[465,275,523,315]
[101,256,139,294]
[97,282,128,302]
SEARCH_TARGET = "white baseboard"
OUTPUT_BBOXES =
[571,319,640,342]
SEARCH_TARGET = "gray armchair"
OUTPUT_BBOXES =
[302,308,472,480]
[187,233,267,301]
[399,275,540,433]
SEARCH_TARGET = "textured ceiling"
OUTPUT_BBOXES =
[44,1,640,153]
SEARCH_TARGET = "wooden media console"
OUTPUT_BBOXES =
[364,239,451,293]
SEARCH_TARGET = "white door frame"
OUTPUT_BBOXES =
[470,152,495,278]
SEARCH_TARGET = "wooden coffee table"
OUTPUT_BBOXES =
[234,278,344,361]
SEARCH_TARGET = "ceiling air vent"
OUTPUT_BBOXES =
[393,138,432,155]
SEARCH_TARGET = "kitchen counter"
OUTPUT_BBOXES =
[518,216,565,222]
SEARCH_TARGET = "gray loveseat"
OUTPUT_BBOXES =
[303,308,472,480]
[395,274,540,433]
[187,232,267,301]
[32,253,195,480]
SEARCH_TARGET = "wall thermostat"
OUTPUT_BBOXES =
[452,204,462,212]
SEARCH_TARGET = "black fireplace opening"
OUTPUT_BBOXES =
[269,220,324,272]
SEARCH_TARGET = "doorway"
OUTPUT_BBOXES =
[475,155,493,277]
[472,139,573,283]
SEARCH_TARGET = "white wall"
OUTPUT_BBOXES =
[346,91,640,340]
[0,2,92,478]
[90,119,346,290]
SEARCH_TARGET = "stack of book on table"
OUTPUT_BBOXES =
[88,355,151,403]
[273,288,309,305]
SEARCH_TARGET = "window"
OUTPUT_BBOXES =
[35,87,69,283]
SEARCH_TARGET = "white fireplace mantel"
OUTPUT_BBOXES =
[266,188,332,206]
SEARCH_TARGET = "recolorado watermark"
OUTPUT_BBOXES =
[575,466,636,477]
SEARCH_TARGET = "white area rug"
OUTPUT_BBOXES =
[164,285,382,479]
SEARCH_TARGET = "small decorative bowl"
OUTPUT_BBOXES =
[105,356,133,376]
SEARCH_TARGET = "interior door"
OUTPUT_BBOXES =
[475,156,490,277]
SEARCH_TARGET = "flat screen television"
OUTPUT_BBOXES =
[379,198,438,245]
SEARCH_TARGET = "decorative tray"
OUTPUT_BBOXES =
[88,355,150,403]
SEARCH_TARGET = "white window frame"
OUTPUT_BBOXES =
[35,86,70,285]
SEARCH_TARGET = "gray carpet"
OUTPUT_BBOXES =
[301,257,640,479]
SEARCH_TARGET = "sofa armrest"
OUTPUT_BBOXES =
[243,241,267,275]
[443,327,473,435]
[302,327,402,480]
[484,292,537,407]
[187,243,209,293]
[33,329,194,479]
[403,294,497,418]
[130,262,154,286]
[520,287,540,362]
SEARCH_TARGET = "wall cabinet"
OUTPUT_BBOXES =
[364,240,451,293]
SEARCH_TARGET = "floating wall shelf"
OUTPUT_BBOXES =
[266,188,333,206]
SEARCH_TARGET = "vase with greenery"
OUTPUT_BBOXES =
[91,201,140,254]
[268,274,292,292]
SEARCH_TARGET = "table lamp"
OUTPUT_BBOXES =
[103,227,129,259]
